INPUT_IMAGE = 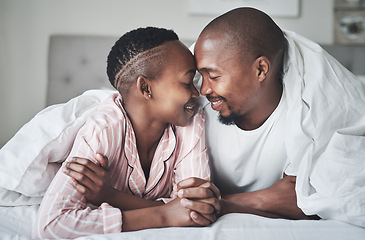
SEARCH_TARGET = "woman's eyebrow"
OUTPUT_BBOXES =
[185,69,196,75]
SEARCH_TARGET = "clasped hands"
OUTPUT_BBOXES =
[176,177,221,226]
[63,154,221,228]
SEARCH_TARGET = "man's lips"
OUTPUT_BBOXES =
[206,96,225,111]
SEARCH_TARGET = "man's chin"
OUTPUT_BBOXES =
[218,113,241,126]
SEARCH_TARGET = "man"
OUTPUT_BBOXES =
[177,7,365,227]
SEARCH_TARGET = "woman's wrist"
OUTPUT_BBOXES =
[122,205,166,231]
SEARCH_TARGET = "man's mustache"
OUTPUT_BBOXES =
[206,94,226,102]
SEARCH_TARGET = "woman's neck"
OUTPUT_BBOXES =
[124,99,167,179]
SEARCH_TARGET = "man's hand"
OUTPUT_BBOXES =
[260,175,317,219]
[63,154,115,206]
[176,177,221,225]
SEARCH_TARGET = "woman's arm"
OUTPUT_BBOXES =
[122,197,210,232]
[32,165,123,239]
[64,154,164,211]
[63,155,215,230]
[65,155,219,225]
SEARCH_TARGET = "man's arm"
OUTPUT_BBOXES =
[222,176,317,219]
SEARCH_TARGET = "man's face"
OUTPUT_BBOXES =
[194,33,261,126]
[151,41,199,127]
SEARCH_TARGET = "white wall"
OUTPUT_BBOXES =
[0,0,334,146]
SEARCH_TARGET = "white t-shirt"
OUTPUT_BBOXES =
[203,90,288,194]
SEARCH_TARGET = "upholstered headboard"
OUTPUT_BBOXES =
[47,34,365,106]
[47,35,195,106]
[47,35,117,106]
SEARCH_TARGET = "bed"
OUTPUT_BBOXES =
[0,34,365,240]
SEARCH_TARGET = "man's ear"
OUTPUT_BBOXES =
[255,56,270,82]
[136,76,152,99]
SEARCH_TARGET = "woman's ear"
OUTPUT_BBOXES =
[255,56,270,82]
[136,76,152,99]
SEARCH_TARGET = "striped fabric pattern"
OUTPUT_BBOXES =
[33,93,209,239]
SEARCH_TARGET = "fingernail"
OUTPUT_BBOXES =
[177,190,183,198]
[181,198,189,207]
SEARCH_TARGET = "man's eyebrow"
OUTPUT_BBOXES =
[198,67,218,73]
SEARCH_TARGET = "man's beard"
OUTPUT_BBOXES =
[218,111,241,125]
[206,94,242,125]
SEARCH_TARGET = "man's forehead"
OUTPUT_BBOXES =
[195,48,238,73]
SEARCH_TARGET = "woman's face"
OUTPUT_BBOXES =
[150,41,199,127]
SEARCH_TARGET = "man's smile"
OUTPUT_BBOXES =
[206,95,225,111]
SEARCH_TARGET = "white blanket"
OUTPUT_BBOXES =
[282,31,365,227]
[1,205,364,240]
[0,89,116,206]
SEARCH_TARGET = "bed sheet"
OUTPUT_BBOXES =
[1,205,365,240]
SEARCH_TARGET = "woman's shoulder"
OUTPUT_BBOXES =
[84,93,126,130]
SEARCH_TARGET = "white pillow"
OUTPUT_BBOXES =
[0,89,116,206]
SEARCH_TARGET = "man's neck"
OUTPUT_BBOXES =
[236,83,283,131]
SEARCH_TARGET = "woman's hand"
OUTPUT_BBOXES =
[63,154,115,206]
[176,177,221,225]
[122,197,214,232]
[161,197,215,227]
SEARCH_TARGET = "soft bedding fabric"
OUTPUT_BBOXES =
[282,31,365,227]
[1,205,365,240]
[0,89,116,206]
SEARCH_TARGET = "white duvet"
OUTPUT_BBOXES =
[1,205,365,240]
[0,89,115,206]
[282,31,365,227]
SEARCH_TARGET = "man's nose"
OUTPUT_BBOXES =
[200,78,212,96]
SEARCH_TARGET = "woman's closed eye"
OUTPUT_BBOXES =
[183,82,193,88]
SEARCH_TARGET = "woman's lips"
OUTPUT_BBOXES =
[184,100,197,116]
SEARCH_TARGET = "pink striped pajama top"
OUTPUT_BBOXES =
[33,93,209,239]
